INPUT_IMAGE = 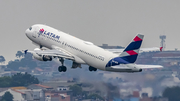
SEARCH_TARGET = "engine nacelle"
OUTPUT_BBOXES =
[33,53,52,61]
[42,55,52,61]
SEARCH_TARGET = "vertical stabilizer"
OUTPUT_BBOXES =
[119,34,144,63]
[106,34,144,67]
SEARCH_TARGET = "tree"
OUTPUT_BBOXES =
[87,93,104,100]
[7,52,37,70]
[0,91,13,101]
[0,72,39,87]
[20,58,37,69]
[163,86,180,101]
[15,51,24,58]
[0,56,5,64]
[105,83,120,99]
[6,61,20,70]
[0,65,6,69]
[69,84,82,96]
[11,72,39,87]
[0,76,12,87]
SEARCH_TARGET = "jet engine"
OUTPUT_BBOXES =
[33,53,52,61]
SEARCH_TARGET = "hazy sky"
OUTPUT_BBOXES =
[0,0,180,62]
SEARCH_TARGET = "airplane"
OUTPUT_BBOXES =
[25,24,163,73]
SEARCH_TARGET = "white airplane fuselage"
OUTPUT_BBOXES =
[25,24,142,72]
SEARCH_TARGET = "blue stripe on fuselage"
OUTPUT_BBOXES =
[121,54,138,63]
[106,57,129,67]
[106,54,138,67]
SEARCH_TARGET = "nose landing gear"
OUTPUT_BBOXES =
[89,66,97,71]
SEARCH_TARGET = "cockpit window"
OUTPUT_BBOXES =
[29,27,32,30]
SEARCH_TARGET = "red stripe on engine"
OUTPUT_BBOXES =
[134,36,142,41]
[126,50,138,55]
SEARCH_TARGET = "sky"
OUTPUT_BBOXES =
[0,0,180,63]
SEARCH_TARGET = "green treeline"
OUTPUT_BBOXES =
[5,51,56,71]
[163,86,180,101]
[0,91,13,101]
[0,72,39,87]
[7,51,37,70]
[69,84,104,100]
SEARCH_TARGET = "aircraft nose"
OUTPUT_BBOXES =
[25,29,28,36]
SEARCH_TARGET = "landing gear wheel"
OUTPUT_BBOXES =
[89,67,93,71]
[89,66,97,72]
[58,66,62,72]
[62,66,67,72]
[58,58,67,72]
[58,66,67,72]
[94,68,97,71]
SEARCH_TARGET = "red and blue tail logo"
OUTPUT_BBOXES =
[106,34,144,67]
[120,34,143,63]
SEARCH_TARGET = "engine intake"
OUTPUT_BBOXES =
[33,53,52,61]
[42,55,52,61]
[139,69,142,72]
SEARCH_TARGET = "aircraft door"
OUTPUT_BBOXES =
[32,26,40,38]
[32,31,36,38]
[32,26,42,45]
[32,28,37,38]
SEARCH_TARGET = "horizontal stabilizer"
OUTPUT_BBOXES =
[134,64,163,69]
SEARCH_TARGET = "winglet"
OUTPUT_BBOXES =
[24,50,28,54]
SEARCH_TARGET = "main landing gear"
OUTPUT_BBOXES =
[89,66,97,71]
[58,58,67,72]
[58,66,67,72]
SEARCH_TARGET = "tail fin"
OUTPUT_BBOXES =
[105,34,144,67]
[119,34,144,63]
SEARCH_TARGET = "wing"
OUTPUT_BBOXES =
[25,48,74,60]
[107,47,161,54]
